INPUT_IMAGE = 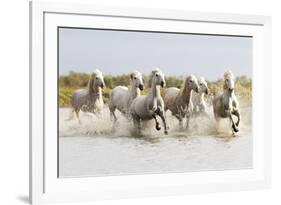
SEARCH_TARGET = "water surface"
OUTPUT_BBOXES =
[59,107,252,177]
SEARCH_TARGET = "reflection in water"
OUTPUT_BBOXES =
[59,107,252,177]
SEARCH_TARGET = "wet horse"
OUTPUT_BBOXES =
[213,70,241,134]
[130,68,168,135]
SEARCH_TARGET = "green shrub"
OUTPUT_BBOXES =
[59,87,74,107]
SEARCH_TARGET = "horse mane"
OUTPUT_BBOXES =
[180,75,195,95]
[148,68,161,87]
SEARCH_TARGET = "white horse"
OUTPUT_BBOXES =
[130,68,168,135]
[69,69,105,121]
[109,71,144,121]
[191,77,209,117]
[163,75,199,129]
[213,70,240,133]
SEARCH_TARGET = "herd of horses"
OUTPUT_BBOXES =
[69,68,241,135]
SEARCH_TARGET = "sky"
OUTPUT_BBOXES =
[59,28,252,81]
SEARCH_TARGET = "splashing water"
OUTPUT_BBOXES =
[59,106,252,177]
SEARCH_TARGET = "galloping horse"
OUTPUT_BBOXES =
[213,70,240,134]
[130,68,168,135]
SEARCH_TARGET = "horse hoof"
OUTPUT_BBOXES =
[156,124,161,131]
[164,130,168,135]
[232,124,239,132]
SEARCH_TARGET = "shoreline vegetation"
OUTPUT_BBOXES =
[59,71,252,107]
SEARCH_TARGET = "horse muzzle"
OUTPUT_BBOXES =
[228,88,234,92]
[139,84,144,91]
[160,81,165,88]
[205,89,209,95]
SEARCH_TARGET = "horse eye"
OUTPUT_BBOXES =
[134,77,137,80]
[156,74,159,77]
[96,77,98,80]
[199,83,203,86]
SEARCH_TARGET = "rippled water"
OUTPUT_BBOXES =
[59,106,252,177]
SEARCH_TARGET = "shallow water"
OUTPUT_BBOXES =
[59,106,252,177]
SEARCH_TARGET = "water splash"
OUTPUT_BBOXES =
[59,105,251,140]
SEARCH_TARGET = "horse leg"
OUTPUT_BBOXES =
[111,110,117,122]
[227,111,239,133]
[74,109,82,124]
[136,118,141,135]
[164,111,170,129]
[193,105,198,118]
[152,113,161,131]
[175,114,183,128]
[131,111,141,135]
[132,115,141,135]
[159,110,168,135]
[110,111,117,133]
[109,104,117,122]
[215,116,220,133]
[232,109,240,127]
[186,112,191,130]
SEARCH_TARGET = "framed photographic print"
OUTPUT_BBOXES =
[30,1,272,204]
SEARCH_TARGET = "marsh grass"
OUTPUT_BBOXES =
[59,71,252,107]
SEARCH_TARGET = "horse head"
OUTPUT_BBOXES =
[88,69,105,93]
[198,77,209,95]
[130,71,144,91]
[185,75,199,93]
[223,70,235,92]
[151,68,166,88]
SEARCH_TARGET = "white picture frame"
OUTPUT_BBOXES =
[30,1,272,204]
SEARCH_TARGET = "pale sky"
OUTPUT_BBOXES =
[59,27,252,81]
